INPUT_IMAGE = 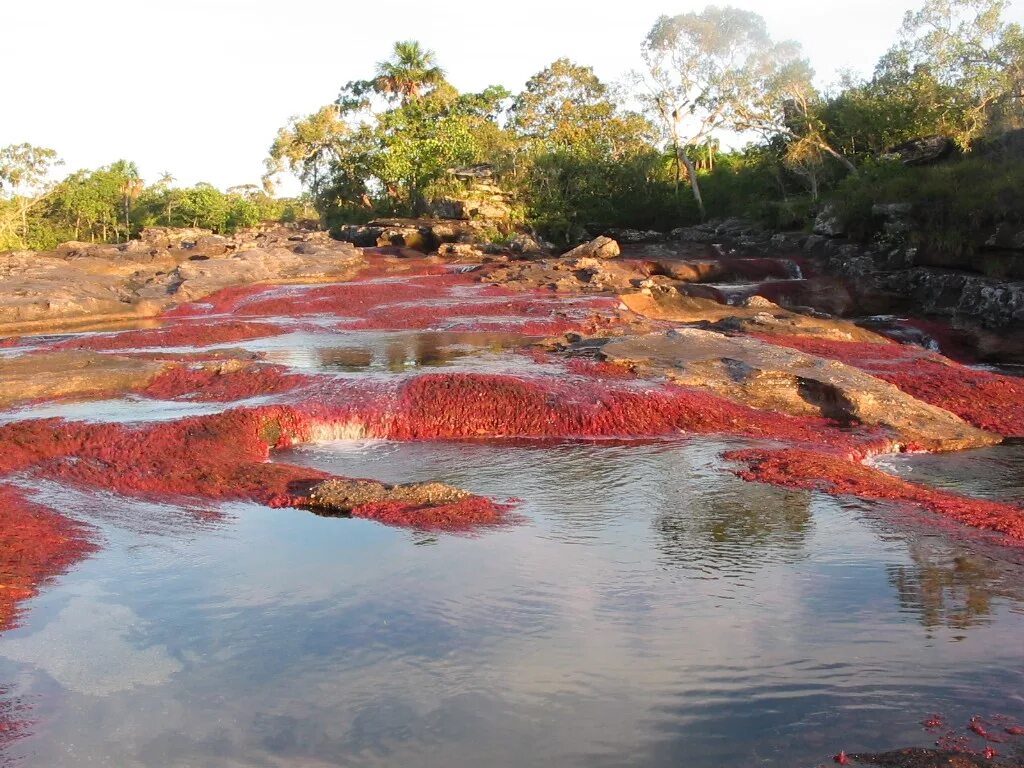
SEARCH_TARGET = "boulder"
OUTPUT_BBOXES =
[813,204,846,238]
[600,329,998,451]
[887,135,957,166]
[563,236,621,260]
[620,283,887,343]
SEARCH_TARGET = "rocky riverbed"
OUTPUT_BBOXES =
[1,226,1024,766]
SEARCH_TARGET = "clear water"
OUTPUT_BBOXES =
[2,437,1024,767]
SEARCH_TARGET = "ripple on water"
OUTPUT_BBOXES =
[1,437,1024,767]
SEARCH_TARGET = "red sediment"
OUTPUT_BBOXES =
[50,320,286,351]
[727,448,1024,542]
[141,364,312,402]
[753,335,1024,437]
[0,486,97,632]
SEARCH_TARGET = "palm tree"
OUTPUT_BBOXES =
[373,41,446,104]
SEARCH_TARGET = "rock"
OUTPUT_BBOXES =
[0,228,366,334]
[886,135,957,166]
[602,228,665,244]
[620,284,887,343]
[509,233,552,256]
[600,330,998,451]
[436,243,506,262]
[427,166,513,222]
[984,224,1024,251]
[562,236,621,260]
[813,204,846,237]
[305,478,471,513]
[0,351,168,408]
[845,748,992,767]
[670,226,718,244]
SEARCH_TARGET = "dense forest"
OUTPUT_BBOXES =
[3,0,1024,253]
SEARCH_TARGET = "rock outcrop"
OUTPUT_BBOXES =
[599,329,998,451]
[0,228,365,334]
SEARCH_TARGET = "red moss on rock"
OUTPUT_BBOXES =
[0,486,98,632]
[351,497,510,531]
[755,335,1024,437]
[141,364,312,402]
[51,320,286,351]
[727,448,1024,542]
[378,373,881,451]
[565,359,638,379]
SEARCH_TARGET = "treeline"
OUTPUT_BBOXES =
[0,151,310,251]
[265,0,1024,246]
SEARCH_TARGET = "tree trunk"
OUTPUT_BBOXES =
[811,138,857,174]
[679,149,706,221]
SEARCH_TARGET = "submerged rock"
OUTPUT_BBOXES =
[846,748,998,767]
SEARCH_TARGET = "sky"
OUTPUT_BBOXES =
[6,0,1024,193]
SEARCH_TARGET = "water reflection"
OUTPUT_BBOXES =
[1,438,1023,767]
[317,331,533,373]
[888,545,1000,633]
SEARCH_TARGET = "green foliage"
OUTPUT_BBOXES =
[828,150,1024,259]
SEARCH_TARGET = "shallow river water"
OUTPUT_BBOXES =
[2,437,1024,767]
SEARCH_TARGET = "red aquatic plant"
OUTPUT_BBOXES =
[141,364,313,402]
[350,497,509,531]
[0,486,98,632]
[752,335,1024,437]
[51,320,286,351]
[727,448,1024,542]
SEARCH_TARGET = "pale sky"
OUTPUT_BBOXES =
[6,0,1023,192]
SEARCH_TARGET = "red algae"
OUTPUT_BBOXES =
[727,448,1024,542]
[755,335,1024,437]
[380,373,882,451]
[0,486,98,632]
[350,497,510,531]
[565,359,638,379]
[141,364,313,402]
[50,320,286,351]
[169,272,473,319]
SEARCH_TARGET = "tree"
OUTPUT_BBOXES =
[264,105,350,197]
[640,7,856,219]
[512,59,667,239]
[373,41,446,104]
[0,144,62,248]
[879,0,1024,147]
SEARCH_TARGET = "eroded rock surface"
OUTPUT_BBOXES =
[0,351,169,408]
[306,478,471,513]
[0,227,365,334]
[599,330,998,451]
